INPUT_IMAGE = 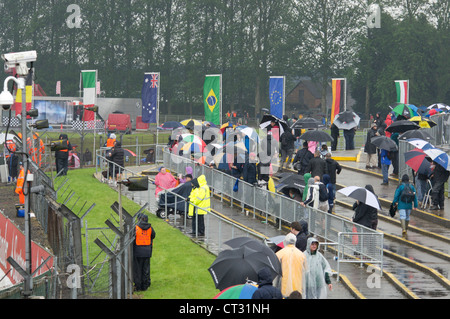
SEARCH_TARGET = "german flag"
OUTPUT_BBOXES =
[330,78,345,124]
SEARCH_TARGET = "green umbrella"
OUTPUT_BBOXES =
[392,104,416,120]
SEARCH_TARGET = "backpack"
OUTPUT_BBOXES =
[400,183,415,203]
[318,183,328,202]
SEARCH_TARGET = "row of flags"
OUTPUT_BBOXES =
[49,72,410,127]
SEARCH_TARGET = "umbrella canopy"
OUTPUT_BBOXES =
[404,148,432,175]
[291,117,323,130]
[370,136,398,151]
[333,111,361,130]
[233,125,259,142]
[180,134,207,153]
[385,120,420,134]
[181,119,202,126]
[275,173,305,194]
[265,235,285,249]
[398,130,433,141]
[260,114,290,135]
[202,121,218,128]
[213,282,258,299]
[427,103,450,112]
[208,245,282,291]
[158,121,183,130]
[338,186,381,210]
[299,130,334,142]
[123,149,137,157]
[405,138,435,151]
[423,148,450,171]
[392,104,416,120]
[409,116,437,128]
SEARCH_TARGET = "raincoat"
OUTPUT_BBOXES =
[154,168,177,196]
[275,236,307,297]
[303,237,332,299]
[188,175,211,216]
[302,173,312,201]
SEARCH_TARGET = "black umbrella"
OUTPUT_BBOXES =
[260,114,290,135]
[398,129,433,141]
[299,130,334,142]
[370,136,398,151]
[223,237,282,273]
[208,245,282,291]
[276,173,305,194]
[385,120,420,134]
[290,117,323,129]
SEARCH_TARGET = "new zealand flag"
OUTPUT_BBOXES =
[141,73,159,124]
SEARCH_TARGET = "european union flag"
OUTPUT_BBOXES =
[269,76,285,119]
[141,73,159,124]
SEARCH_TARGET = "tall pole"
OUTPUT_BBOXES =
[21,78,32,298]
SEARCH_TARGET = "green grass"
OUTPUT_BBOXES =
[59,167,218,299]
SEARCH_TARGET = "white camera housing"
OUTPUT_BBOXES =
[2,51,37,65]
[2,50,37,76]
[0,76,25,110]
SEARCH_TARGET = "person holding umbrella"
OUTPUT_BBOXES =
[430,160,450,212]
[380,148,391,185]
[364,123,379,169]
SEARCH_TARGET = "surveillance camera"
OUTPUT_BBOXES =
[1,51,37,65]
[0,90,14,110]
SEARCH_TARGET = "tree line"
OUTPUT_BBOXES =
[0,0,449,119]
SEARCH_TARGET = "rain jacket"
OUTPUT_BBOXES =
[302,173,312,201]
[155,169,177,196]
[275,242,307,297]
[252,267,283,299]
[133,214,155,258]
[188,175,211,216]
[303,237,332,299]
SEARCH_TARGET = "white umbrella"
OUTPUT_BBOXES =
[423,148,450,171]
[338,186,381,210]
[405,138,434,151]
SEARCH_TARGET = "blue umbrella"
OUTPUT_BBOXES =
[159,121,183,130]
[423,148,450,171]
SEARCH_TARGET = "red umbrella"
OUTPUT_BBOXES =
[404,148,431,175]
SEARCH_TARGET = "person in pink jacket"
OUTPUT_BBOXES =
[154,166,177,197]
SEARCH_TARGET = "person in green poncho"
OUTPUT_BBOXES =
[302,173,312,201]
[303,237,333,299]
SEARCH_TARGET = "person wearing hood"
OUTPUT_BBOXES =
[154,166,177,197]
[303,238,332,299]
[274,233,307,298]
[364,123,379,169]
[352,184,379,230]
[133,213,156,292]
[55,133,73,176]
[188,175,210,236]
[252,267,283,299]
[302,173,312,202]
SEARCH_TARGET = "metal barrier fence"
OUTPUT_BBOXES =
[161,148,384,276]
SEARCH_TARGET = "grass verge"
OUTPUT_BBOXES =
[60,167,218,299]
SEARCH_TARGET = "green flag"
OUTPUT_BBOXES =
[204,75,221,126]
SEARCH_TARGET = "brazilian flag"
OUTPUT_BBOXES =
[204,75,221,126]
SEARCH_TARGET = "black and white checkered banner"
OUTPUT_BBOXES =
[72,120,104,131]
[2,117,21,127]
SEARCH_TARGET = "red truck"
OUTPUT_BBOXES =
[106,113,132,134]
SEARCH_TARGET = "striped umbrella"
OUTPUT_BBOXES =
[180,134,206,153]
[404,148,432,175]
[405,138,435,151]
[213,282,258,299]
[423,148,450,171]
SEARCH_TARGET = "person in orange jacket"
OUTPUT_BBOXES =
[15,162,29,205]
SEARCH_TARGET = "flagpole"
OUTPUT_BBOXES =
[220,74,223,126]
[407,80,410,104]
[344,78,347,111]
[283,76,286,117]
[157,72,160,145]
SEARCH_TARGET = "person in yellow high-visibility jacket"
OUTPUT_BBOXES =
[188,175,210,236]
